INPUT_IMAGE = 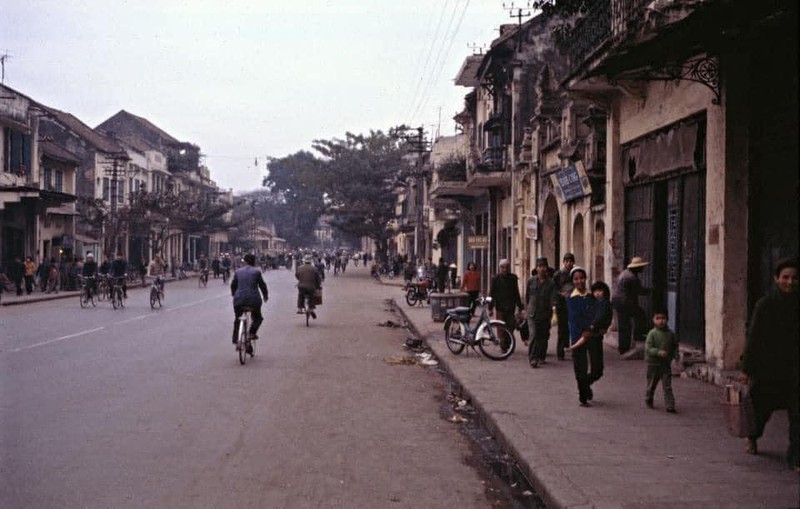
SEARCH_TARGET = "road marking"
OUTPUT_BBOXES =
[9,326,106,353]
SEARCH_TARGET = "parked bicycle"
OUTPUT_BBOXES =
[198,268,209,288]
[404,277,434,306]
[78,275,96,308]
[443,296,515,360]
[150,275,165,309]
[110,276,126,310]
[235,307,255,364]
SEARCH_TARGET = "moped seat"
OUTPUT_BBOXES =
[446,307,472,320]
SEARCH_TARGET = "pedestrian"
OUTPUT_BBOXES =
[564,266,597,406]
[23,256,37,295]
[8,256,24,296]
[739,257,798,470]
[526,257,557,368]
[488,259,524,335]
[612,256,651,355]
[436,257,448,293]
[36,258,47,292]
[460,262,481,314]
[553,253,576,360]
[46,257,59,293]
[212,256,221,279]
[643,309,679,413]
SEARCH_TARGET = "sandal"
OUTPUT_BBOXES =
[745,438,758,454]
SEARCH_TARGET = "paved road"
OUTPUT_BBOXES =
[0,268,498,508]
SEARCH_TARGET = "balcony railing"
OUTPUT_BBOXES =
[565,0,650,69]
[477,146,506,172]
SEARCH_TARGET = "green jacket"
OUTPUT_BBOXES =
[645,326,678,364]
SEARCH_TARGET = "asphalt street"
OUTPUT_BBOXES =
[0,267,501,509]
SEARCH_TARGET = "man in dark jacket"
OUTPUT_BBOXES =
[296,254,322,317]
[489,259,524,334]
[553,253,576,360]
[740,258,799,470]
[612,256,651,354]
[230,253,269,350]
[82,252,98,296]
[9,256,25,296]
[526,257,557,368]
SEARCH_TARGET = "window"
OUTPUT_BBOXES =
[43,168,53,190]
[4,128,31,174]
[117,179,125,203]
[55,170,63,193]
[102,177,110,200]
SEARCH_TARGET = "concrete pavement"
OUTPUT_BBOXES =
[385,278,799,509]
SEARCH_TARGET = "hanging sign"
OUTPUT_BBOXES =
[467,235,489,249]
[550,160,592,204]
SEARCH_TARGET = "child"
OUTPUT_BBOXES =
[644,309,679,413]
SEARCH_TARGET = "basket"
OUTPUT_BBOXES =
[721,382,756,438]
[313,289,322,306]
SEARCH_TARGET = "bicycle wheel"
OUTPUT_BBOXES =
[444,317,466,355]
[405,289,418,307]
[477,321,515,360]
[89,289,96,307]
[118,287,125,308]
[198,275,203,288]
[112,288,120,309]
[202,274,208,288]
[150,287,157,309]
[80,288,89,308]
[238,318,248,365]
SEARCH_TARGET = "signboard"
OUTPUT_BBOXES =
[550,161,592,204]
[467,235,489,249]
[524,215,539,240]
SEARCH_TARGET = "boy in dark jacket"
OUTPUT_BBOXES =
[644,309,679,413]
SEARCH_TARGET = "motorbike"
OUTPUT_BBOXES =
[403,277,434,306]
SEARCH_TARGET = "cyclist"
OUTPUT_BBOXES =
[221,253,232,282]
[296,254,321,318]
[109,252,128,299]
[148,253,167,297]
[231,253,269,353]
[81,252,98,297]
[197,254,209,282]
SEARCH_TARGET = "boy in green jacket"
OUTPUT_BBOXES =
[645,309,679,413]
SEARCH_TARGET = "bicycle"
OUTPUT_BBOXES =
[96,274,110,301]
[222,267,230,284]
[299,288,320,327]
[78,276,96,308]
[149,275,165,309]
[110,276,126,310]
[443,296,516,360]
[235,307,255,364]
[198,269,209,288]
[404,277,433,307]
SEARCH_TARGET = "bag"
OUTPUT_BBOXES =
[517,316,530,341]
[313,289,322,306]
[721,382,756,438]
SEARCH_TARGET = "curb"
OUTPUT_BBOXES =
[391,298,575,509]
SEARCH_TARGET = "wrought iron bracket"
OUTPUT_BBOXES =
[613,56,721,105]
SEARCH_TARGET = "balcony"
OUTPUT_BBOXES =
[466,146,511,189]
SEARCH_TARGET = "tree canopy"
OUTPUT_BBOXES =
[262,127,412,254]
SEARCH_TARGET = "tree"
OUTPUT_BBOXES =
[312,128,410,259]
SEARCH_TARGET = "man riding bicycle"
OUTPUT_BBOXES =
[148,254,167,296]
[197,254,209,280]
[109,252,128,298]
[81,252,98,296]
[231,253,269,353]
[296,254,322,318]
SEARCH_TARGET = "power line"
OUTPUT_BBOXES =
[409,0,472,126]
[403,0,452,125]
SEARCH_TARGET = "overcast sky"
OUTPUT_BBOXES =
[1,1,522,192]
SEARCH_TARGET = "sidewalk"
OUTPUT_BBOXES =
[385,280,799,508]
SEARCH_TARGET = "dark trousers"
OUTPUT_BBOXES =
[572,336,604,403]
[24,275,34,294]
[495,308,517,333]
[750,383,799,467]
[645,362,675,409]
[614,302,646,353]
[528,318,551,362]
[466,291,480,315]
[556,301,569,359]
[233,304,263,340]
[297,288,316,310]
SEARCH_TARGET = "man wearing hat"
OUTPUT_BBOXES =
[488,259,524,335]
[526,257,558,367]
[296,254,322,317]
[553,253,576,360]
[81,252,98,297]
[612,256,651,355]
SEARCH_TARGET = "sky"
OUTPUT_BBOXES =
[1,0,524,192]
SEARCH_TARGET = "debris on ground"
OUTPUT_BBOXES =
[448,414,468,424]
[377,320,407,328]
[403,337,423,350]
[384,355,417,365]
